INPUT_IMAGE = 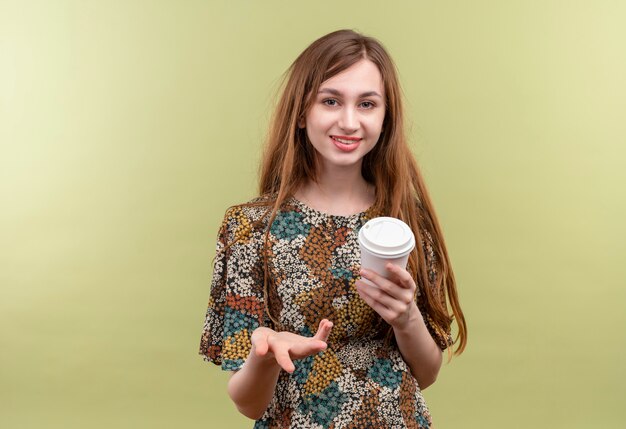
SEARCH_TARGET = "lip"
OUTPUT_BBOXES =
[330,135,362,152]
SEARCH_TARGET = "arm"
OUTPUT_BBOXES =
[226,345,281,420]
[356,264,442,389]
[391,300,442,389]
[227,320,333,420]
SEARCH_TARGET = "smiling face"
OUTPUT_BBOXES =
[303,59,386,173]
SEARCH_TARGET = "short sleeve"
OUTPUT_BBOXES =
[199,206,268,371]
[418,229,454,351]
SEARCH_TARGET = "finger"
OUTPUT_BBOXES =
[252,331,269,356]
[305,338,328,354]
[355,282,396,323]
[272,346,295,373]
[291,338,327,358]
[356,279,403,312]
[357,278,411,313]
[360,268,411,301]
[385,263,417,291]
[313,319,333,342]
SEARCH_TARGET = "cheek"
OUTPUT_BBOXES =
[368,124,384,141]
[376,112,386,133]
[305,113,327,135]
[366,112,385,133]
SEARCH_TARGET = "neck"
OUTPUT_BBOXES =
[295,162,375,216]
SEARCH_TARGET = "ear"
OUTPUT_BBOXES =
[298,117,306,129]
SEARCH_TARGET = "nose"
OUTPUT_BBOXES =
[338,107,359,133]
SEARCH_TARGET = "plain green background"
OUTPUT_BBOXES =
[2,1,625,428]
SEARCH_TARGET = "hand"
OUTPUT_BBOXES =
[250,319,333,373]
[355,263,422,330]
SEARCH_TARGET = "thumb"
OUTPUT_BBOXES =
[252,330,270,356]
[313,319,333,343]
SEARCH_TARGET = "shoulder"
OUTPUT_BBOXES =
[218,195,275,243]
[223,197,271,222]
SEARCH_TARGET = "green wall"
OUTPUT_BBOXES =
[2,1,625,428]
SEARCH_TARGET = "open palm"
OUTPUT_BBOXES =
[251,319,333,373]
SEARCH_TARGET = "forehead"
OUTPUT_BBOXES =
[319,59,384,96]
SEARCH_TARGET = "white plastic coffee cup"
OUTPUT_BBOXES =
[358,217,416,286]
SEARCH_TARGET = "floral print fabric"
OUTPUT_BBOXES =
[199,197,451,428]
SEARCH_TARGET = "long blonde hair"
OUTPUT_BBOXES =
[246,29,466,356]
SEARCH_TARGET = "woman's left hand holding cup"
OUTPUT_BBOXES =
[355,263,422,330]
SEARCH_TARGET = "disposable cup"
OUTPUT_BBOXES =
[358,217,415,286]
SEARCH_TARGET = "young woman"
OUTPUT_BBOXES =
[200,29,466,429]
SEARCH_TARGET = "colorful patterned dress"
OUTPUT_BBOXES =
[199,196,451,429]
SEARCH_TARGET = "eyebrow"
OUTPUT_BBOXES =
[318,88,383,98]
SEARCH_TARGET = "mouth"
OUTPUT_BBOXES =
[331,135,362,145]
[330,135,362,153]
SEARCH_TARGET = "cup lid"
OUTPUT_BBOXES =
[358,217,416,256]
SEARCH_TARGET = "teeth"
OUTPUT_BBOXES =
[333,137,358,144]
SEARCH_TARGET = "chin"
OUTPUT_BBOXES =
[328,158,364,169]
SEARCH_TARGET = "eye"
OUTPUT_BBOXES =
[360,101,375,109]
[322,98,339,107]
